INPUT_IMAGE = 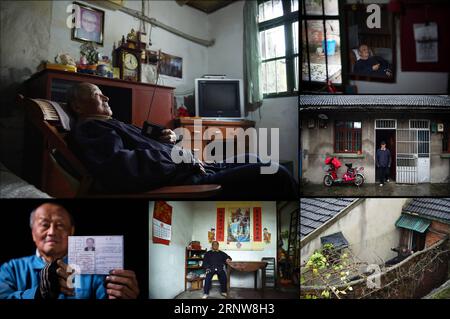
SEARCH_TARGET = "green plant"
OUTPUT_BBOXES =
[302,243,354,299]
[80,42,99,64]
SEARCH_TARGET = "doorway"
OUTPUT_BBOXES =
[411,231,426,252]
[375,129,396,182]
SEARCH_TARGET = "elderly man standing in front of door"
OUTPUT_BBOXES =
[376,141,392,187]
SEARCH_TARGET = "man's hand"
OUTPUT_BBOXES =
[56,259,75,297]
[193,158,207,175]
[198,161,207,175]
[158,129,177,144]
[372,63,380,71]
[105,269,139,299]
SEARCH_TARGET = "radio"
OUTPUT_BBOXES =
[141,121,164,139]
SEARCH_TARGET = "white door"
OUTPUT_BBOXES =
[396,121,430,184]
[396,129,418,184]
[414,121,430,183]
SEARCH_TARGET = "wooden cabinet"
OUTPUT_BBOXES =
[185,248,207,291]
[175,118,256,162]
[22,69,175,127]
[21,69,175,190]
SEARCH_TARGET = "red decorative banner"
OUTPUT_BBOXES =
[152,201,173,245]
[216,208,225,241]
[253,207,262,242]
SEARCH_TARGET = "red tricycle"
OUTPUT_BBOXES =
[323,157,365,187]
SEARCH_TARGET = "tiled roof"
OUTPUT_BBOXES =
[300,198,359,239]
[402,198,450,224]
[300,95,450,111]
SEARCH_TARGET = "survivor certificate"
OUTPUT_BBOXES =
[68,236,124,275]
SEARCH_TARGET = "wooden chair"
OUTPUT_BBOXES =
[18,95,221,198]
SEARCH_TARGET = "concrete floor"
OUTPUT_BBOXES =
[301,182,450,196]
[175,287,298,299]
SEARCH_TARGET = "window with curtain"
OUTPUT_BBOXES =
[258,0,299,97]
[335,121,362,153]
[301,0,342,90]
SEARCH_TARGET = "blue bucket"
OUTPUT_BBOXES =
[322,39,336,56]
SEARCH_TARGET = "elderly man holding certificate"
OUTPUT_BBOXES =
[0,203,139,299]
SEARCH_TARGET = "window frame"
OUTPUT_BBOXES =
[258,0,299,98]
[334,120,362,153]
[301,0,347,92]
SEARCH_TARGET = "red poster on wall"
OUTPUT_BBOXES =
[216,208,225,241]
[253,207,262,242]
[152,201,172,245]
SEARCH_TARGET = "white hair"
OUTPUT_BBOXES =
[29,205,75,228]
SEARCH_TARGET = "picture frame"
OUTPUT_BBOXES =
[71,2,105,46]
[159,52,183,79]
[345,4,396,83]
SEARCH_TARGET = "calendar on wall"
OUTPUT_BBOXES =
[152,201,173,245]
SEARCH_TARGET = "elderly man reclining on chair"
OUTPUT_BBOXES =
[66,83,298,199]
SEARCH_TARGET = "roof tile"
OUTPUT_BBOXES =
[300,198,358,238]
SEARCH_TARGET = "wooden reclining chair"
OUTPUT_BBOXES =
[18,95,221,198]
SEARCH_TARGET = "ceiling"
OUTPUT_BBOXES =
[175,0,238,14]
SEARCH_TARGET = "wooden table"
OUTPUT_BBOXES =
[174,118,255,161]
[226,261,268,298]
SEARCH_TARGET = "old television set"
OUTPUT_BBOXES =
[195,78,244,119]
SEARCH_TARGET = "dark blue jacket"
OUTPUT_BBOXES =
[354,56,391,77]
[68,119,201,193]
[203,250,231,271]
[376,149,391,168]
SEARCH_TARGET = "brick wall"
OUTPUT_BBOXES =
[425,221,450,248]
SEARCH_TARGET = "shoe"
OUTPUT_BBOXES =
[386,179,390,183]
[221,292,227,297]
[202,294,208,299]
[379,184,383,187]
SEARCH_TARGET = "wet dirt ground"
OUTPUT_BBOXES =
[301,182,450,197]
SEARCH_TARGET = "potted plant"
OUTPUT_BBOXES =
[80,42,100,70]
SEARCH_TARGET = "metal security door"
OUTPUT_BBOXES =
[396,129,418,184]
[412,120,430,183]
[396,120,430,184]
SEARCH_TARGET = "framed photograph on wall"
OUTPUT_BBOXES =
[345,4,396,82]
[159,52,183,79]
[71,2,105,46]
